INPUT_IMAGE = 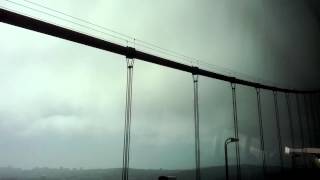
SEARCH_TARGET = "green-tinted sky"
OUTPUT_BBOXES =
[0,0,319,170]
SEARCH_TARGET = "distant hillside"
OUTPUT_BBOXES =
[0,165,273,180]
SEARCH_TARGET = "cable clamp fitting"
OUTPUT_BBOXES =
[256,87,261,94]
[231,82,236,90]
[126,46,136,59]
[126,58,134,69]
[192,67,199,82]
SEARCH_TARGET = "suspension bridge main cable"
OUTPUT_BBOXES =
[0,8,319,93]
[2,0,130,43]
[3,0,191,65]
[21,0,133,39]
[20,0,296,87]
[17,0,270,82]
[7,0,197,66]
[256,88,266,176]
[231,83,241,180]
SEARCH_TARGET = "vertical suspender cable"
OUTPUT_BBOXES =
[296,94,307,168]
[273,91,284,172]
[192,73,201,180]
[231,83,241,180]
[311,94,320,147]
[316,93,320,146]
[316,94,320,146]
[314,94,320,146]
[303,95,312,147]
[311,94,318,146]
[256,88,266,176]
[308,94,317,147]
[317,94,320,146]
[285,93,295,168]
[314,94,318,146]
[317,94,320,135]
[122,58,134,180]
[314,94,317,146]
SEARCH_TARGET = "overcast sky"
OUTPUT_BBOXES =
[0,0,320,170]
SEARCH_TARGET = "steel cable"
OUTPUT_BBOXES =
[256,88,266,177]
[303,95,313,147]
[285,93,296,168]
[231,83,241,180]
[193,74,201,180]
[122,58,134,180]
[273,91,284,172]
[309,95,317,146]
[296,94,307,168]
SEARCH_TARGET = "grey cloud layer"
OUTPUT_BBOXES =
[0,0,319,170]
